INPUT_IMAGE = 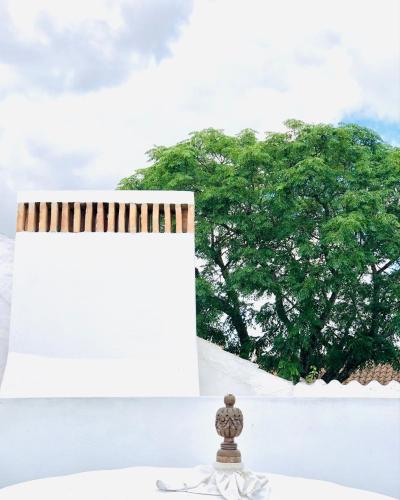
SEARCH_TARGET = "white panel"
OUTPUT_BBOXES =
[2,232,199,396]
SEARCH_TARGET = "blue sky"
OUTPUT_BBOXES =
[342,115,400,146]
[0,0,399,236]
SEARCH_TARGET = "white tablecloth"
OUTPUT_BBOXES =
[0,466,395,500]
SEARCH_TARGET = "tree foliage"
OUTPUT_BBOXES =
[118,121,400,382]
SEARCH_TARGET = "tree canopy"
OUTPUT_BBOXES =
[118,120,400,382]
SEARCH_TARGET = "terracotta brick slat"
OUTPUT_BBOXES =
[73,202,81,232]
[60,203,70,232]
[16,203,26,232]
[50,203,58,232]
[108,202,115,232]
[141,203,148,233]
[26,203,37,231]
[152,203,159,233]
[164,203,171,233]
[128,203,137,232]
[96,202,105,232]
[175,204,182,233]
[38,202,48,232]
[187,204,194,233]
[118,203,126,232]
[85,203,93,232]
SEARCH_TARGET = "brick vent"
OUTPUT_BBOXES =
[16,202,194,233]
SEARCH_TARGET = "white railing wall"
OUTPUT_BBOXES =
[0,397,399,497]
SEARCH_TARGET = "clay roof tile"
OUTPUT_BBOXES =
[344,364,400,385]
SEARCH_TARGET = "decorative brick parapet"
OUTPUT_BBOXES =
[16,201,194,233]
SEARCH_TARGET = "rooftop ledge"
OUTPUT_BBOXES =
[17,190,194,204]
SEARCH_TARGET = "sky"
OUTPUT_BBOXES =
[0,0,399,236]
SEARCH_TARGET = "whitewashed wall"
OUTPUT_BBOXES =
[1,191,199,397]
[0,236,13,384]
[1,231,399,398]
[0,397,398,497]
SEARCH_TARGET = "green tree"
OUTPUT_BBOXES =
[118,121,400,382]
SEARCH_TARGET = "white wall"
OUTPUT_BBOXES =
[0,397,398,497]
[0,236,13,384]
[17,190,194,204]
[2,230,199,396]
[0,232,292,397]
[198,337,293,396]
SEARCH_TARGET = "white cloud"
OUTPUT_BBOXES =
[0,0,192,93]
[0,0,399,235]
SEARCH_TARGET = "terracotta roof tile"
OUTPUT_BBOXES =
[345,364,400,385]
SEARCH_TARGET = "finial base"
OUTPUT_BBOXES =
[214,461,244,472]
[216,444,242,463]
[217,450,242,464]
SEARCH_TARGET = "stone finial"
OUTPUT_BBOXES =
[215,394,243,463]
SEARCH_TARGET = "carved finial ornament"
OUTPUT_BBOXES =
[215,394,243,463]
